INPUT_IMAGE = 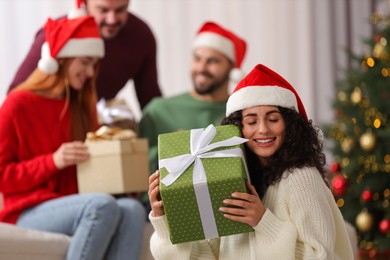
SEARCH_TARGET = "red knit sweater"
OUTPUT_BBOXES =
[0,90,78,223]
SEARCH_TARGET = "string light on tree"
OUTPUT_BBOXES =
[379,219,390,234]
[359,129,377,151]
[331,175,348,196]
[329,162,340,174]
[341,137,354,154]
[362,189,373,202]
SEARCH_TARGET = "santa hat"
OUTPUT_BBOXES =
[226,64,308,121]
[38,15,104,74]
[193,21,247,83]
[68,0,87,19]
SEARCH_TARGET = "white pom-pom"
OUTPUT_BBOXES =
[67,8,87,19]
[315,126,324,143]
[38,57,59,74]
[230,68,245,84]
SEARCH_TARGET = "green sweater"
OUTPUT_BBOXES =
[139,93,227,172]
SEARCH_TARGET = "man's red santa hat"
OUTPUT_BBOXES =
[226,64,308,121]
[38,15,104,74]
[193,21,247,83]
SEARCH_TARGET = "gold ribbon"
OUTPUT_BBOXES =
[86,126,137,142]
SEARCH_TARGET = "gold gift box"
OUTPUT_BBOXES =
[77,127,149,194]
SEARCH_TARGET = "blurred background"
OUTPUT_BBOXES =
[0,0,386,123]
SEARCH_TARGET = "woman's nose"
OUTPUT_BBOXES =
[86,65,95,78]
[257,122,269,134]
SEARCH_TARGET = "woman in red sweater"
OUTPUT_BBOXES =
[0,14,145,260]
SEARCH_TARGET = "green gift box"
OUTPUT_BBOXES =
[158,124,254,244]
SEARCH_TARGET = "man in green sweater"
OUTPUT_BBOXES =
[139,21,247,173]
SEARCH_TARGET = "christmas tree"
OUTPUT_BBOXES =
[325,13,390,258]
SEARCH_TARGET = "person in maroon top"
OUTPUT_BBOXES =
[8,0,161,109]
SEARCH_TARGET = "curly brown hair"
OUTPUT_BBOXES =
[221,107,327,197]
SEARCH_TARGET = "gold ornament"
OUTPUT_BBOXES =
[338,91,347,102]
[373,42,385,58]
[341,137,354,153]
[360,130,376,151]
[381,68,390,77]
[351,87,362,104]
[356,209,374,232]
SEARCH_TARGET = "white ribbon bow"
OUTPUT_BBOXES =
[159,124,249,239]
[97,98,134,124]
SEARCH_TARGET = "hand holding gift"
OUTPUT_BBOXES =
[53,141,90,169]
[148,170,164,217]
[218,181,265,227]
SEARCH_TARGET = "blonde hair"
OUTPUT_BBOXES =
[14,58,99,141]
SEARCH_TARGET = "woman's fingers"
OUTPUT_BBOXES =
[246,181,259,197]
[53,141,90,169]
[148,170,164,217]
[220,189,265,227]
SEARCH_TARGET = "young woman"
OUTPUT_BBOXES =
[148,64,354,259]
[0,15,145,260]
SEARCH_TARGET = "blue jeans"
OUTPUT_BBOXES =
[16,193,146,260]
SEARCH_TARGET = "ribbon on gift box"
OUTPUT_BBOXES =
[97,98,135,124]
[159,124,249,240]
[86,125,137,141]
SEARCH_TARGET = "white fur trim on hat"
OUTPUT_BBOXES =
[38,38,104,74]
[226,85,298,116]
[57,38,104,58]
[193,32,235,62]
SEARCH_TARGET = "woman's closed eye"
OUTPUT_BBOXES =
[268,118,280,123]
[242,118,257,125]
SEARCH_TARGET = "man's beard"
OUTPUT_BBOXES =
[100,22,123,39]
[193,71,230,95]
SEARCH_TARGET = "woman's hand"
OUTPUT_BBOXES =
[53,141,90,169]
[148,170,164,217]
[219,181,265,227]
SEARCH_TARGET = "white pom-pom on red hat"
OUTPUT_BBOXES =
[38,57,59,74]
[229,68,245,84]
[68,8,87,19]
[68,0,87,19]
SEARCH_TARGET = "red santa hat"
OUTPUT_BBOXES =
[226,64,308,121]
[38,15,104,74]
[193,21,247,83]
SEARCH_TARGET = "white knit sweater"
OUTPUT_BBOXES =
[149,167,354,260]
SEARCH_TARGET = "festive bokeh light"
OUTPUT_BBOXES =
[366,57,375,67]
[373,119,381,128]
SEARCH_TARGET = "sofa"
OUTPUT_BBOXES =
[0,195,154,260]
